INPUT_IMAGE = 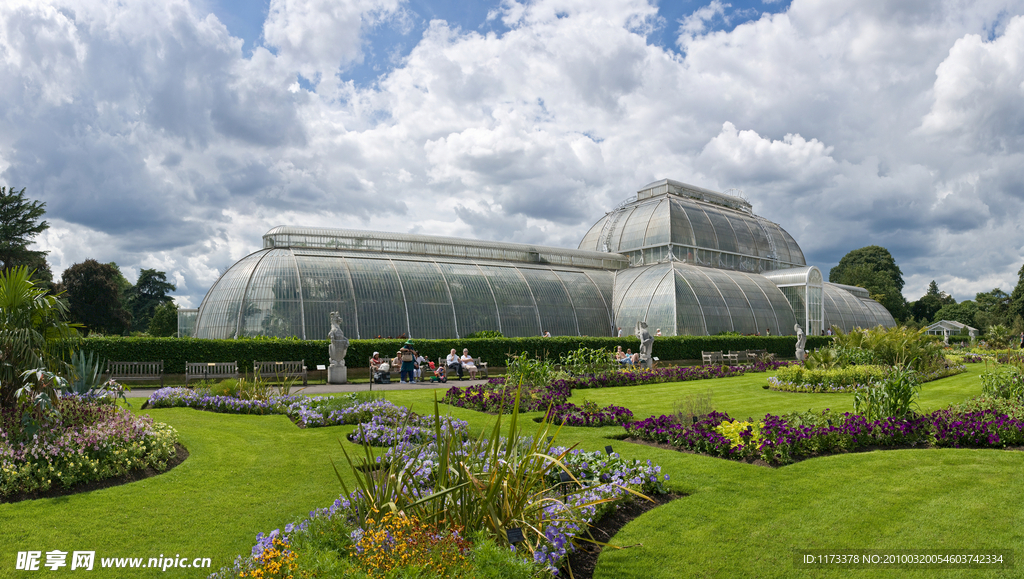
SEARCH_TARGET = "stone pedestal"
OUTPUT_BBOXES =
[327,365,348,384]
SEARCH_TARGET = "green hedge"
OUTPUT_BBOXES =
[81,335,833,374]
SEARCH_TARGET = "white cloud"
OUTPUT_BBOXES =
[4,0,1024,309]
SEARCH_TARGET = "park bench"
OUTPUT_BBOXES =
[437,356,488,380]
[107,360,164,386]
[185,361,239,386]
[701,351,723,365]
[254,360,307,385]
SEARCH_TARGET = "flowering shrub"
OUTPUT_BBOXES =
[715,419,763,450]
[0,397,179,497]
[543,400,633,427]
[929,409,1024,448]
[239,535,298,579]
[146,387,302,415]
[350,511,472,577]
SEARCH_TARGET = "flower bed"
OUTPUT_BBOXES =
[347,412,470,446]
[443,361,789,416]
[214,439,668,578]
[544,401,634,427]
[625,405,1024,466]
[145,388,416,430]
[0,396,179,497]
[768,363,966,393]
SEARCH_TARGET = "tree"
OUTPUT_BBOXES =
[973,288,1010,330]
[1010,263,1024,326]
[61,260,132,335]
[934,301,978,328]
[829,245,905,292]
[126,269,176,332]
[148,301,179,337]
[831,259,909,321]
[0,266,79,408]
[908,280,955,324]
[0,187,51,286]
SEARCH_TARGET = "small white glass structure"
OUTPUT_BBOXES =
[193,180,896,339]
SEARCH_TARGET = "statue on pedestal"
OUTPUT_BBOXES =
[794,323,807,362]
[328,312,349,384]
[635,321,654,369]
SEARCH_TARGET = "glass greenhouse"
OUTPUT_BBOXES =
[192,179,896,339]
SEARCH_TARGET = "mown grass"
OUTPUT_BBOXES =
[0,363,1018,578]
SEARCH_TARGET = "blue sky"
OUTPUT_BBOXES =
[1,0,1022,309]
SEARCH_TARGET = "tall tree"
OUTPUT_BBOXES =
[126,269,176,332]
[973,288,1010,330]
[0,187,51,285]
[934,301,978,329]
[1010,263,1024,326]
[61,260,132,335]
[829,245,905,292]
[909,280,955,324]
[830,247,909,320]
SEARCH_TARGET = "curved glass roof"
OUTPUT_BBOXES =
[612,262,798,336]
[822,283,896,332]
[193,248,616,340]
[578,180,805,273]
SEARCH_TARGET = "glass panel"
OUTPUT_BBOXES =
[521,267,578,336]
[347,257,408,339]
[669,199,696,247]
[392,259,456,339]
[682,205,718,251]
[704,207,738,254]
[673,268,705,335]
[733,272,782,336]
[295,254,357,340]
[613,265,663,333]
[555,270,614,337]
[436,262,499,337]
[644,268,676,336]
[642,198,671,248]
[706,270,756,334]
[681,267,732,334]
[194,251,265,339]
[578,215,608,252]
[240,251,303,338]
[617,202,660,252]
[479,265,541,337]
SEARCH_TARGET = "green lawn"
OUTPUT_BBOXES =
[1,363,1020,578]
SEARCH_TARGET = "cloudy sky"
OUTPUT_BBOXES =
[3,0,1023,308]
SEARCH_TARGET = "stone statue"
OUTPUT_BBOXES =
[328,312,349,384]
[969,328,976,344]
[794,323,806,362]
[635,320,654,369]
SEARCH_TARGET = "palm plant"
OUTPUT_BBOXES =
[0,266,80,409]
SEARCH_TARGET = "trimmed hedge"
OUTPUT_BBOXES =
[81,335,833,374]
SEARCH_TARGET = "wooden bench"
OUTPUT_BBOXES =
[107,361,164,386]
[254,360,307,385]
[701,351,723,365]
[437,357,488,379]
[185,361,239,386]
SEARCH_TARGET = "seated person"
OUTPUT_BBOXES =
[615,346,630,365]
[433,363,446,383]
[460,348,478,379]
[624,348,636,366]
[414,353,428,381]
[446,348,463,380]
[370,351,390,383]
[369,351,383,372]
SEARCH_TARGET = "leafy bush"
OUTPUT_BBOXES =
[830,325,943,371]
[559,346,616,377]
[980,363,1024,401]
[853,365,921,421]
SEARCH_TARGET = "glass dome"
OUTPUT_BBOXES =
[579,179,805,272]
[822,283,896,331]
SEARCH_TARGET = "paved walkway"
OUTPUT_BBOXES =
[124,377,493,398]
